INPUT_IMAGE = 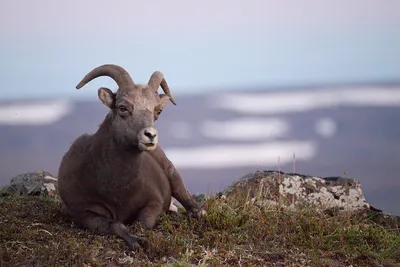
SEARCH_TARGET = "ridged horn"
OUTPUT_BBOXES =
[147,71,176,105]
[76,64,135,90]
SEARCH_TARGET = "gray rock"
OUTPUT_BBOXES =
[2,171,58,197]
[223,170,371,212]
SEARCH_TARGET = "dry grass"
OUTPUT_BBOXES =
[0,189,399,266]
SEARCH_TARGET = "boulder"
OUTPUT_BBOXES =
[1,171,58,197]
[223,170,372,212]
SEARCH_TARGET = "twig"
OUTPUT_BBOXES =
[38,229,53,236]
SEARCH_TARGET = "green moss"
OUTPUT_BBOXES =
[0,192,399,266]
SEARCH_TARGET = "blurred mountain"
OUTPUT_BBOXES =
[0,84,399,215]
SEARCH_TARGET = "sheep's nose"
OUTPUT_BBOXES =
[144,129,157,140]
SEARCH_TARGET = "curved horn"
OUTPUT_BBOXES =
[148,71,177,105]
[76,64,135,90]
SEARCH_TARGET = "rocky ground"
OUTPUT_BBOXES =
[0,171,399,266]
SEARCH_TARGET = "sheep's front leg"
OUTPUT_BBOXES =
[77,211,148,250]
[167,166,207,218]
[150,147,206,218]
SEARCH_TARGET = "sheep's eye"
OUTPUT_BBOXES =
[157,109,162,115]
[119,106,128,113]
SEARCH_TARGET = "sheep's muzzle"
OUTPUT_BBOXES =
[137,127,158,151]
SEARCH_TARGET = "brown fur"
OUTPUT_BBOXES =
[57,64,204,250]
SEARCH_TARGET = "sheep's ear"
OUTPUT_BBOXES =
[158,94,170,110]
[98,87,115,109]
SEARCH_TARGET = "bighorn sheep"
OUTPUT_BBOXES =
[57,64,205,250]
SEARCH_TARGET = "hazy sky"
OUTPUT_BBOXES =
[1,0,399,100]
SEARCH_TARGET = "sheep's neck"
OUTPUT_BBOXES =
[94,114,144,178]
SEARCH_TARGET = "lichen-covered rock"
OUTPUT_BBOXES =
[223,171,371,212]
[192,193,207,204]
[1,171,58,197]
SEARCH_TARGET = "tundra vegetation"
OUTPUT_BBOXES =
[0,64,399,266]
[0,184,399,266]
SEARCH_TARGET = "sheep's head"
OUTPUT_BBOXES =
[76,64,176,152]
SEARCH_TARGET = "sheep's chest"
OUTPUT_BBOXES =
[92,153,171,220]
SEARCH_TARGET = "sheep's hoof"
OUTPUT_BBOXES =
[127,236,149,251]
[129,241,142,251]
[189,208,207,220]
[137,236,149,250]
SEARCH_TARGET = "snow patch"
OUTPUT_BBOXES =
[315,117,337,138]
[0,100,73,125]
[164,141,316,169]
[201,118,289,140]
[212,87,400,115]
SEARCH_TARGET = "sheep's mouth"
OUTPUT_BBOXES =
[144,143,155,147]
[139,142,157,151]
